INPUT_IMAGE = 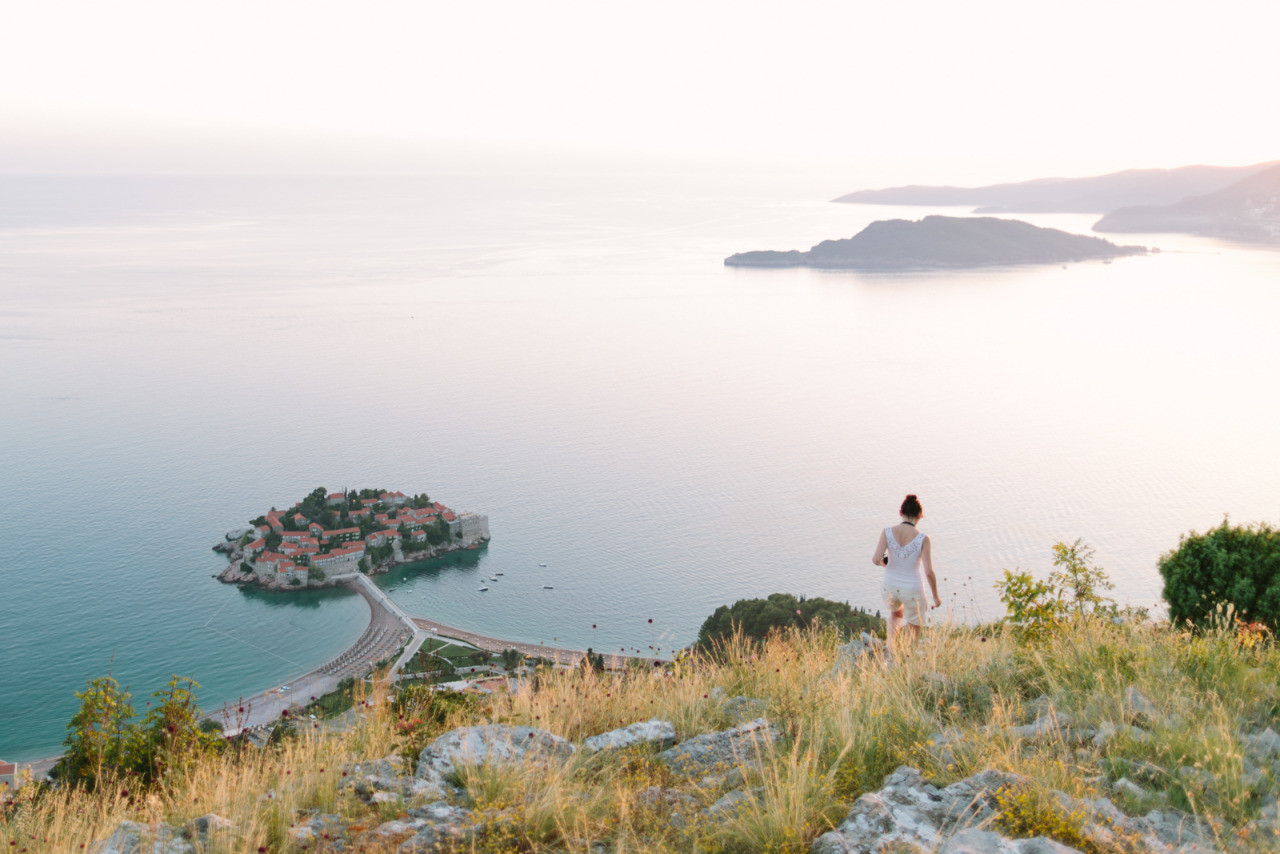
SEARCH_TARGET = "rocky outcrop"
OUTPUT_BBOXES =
[582,719,676,754]
[811,766,1223,854]
[657,717,778,787]
[415,724,576,799]
[91,821,192,854]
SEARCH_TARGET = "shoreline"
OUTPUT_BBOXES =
[10,580,659,774]
[209,576,412,736]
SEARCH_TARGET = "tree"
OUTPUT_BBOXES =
[695,593,885,651]
[55,676,136,790]
[131,676,221,784]
[265,532,282,549]
[1160,520,1280,630]
[500,648,524,671]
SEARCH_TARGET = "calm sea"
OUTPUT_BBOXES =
[2,171,1278,761]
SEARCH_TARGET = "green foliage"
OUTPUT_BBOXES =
[131,676,223,783]
[264,531,282,549]
[695,593,884,651]
[307,566,326,584]
[1159,519,1280,630]
[995,540,1118,641]
[578,647,606,673]
[54,674,221,790]
[426,518,449,546]
[55,676,136,790]
[500,648,524,670]
[993,785,1116,854]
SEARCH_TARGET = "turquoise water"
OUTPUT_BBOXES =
[3,172,1279,761]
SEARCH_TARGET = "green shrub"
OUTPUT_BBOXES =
[1159,519,1280,630]
[995,540,1118,641]
[695,593,884,651]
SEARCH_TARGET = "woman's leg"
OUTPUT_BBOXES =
[887,607,904,654]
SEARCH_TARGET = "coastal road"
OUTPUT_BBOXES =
[210,578,407,735]
[410,617,659,671]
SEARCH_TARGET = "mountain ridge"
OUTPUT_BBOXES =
[834,161,1278,214]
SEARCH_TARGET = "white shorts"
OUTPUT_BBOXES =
[883,584,928,627]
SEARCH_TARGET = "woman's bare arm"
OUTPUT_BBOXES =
[872,529,888,567]
[922,536,941,607]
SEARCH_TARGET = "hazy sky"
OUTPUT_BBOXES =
[2,0,1276,180]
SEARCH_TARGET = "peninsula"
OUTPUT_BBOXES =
[213,487,490,589]
[833,160,1278,213]
[1092,161,1280,243]
[724,215,1148,270]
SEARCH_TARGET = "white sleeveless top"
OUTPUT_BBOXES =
[883,526,926,591]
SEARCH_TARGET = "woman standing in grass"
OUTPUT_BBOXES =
[872,494,941,653]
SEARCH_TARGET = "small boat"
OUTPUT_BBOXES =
[490,577,499,582]
[478,586,490,592]
[538,562,547,567]
[542,585,554,589]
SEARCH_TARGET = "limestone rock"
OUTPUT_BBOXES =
[657,717,778,783]
[347,753,408,779]
[415,724,574,798]
[372,790,403,804]
[810,766,1222,854]
[829,633,884,676]
[1112,777,1148,800]
[188,813,232,836]
[811,766,1023,854]
[91,822,192,854]
[1010,711,1071,741]
[399,802,481,852]
[703,788,752,818]
[1092,721,1151,749]
[937,827,1078,854]
[582,719,676,753]
[287,813,347,844]
[1123,686,1160,727]
[722,696,770,725]
[1242,727,1280,763]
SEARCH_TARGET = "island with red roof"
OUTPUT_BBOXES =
[213,487,490,589]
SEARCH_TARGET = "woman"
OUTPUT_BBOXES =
[871,494,941,652]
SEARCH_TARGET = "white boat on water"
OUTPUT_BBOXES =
[478,586,490,592]
[539,562,547,567]
[495,572,504,576]
[542,585,554,589]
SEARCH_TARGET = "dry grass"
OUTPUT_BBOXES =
[4,618,1279,852]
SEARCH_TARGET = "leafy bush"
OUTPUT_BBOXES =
[53,675,223,790]
[695,592,884,651]
[1159,519,1280,630]
[995,540,1118,641]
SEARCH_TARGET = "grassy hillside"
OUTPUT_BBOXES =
[4,609,1279,852]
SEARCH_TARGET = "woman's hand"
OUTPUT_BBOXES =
[931,595,942,609]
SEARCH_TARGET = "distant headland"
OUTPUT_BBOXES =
[1093,162,1280,243]
[724,215,1148,270]
[213,487,490,589]
[833,161,1277,214]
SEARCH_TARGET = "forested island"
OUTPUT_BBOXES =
[724,215,1148,270]
[213,487,490,589]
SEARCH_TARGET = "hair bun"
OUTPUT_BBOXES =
[905,494,917,500]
